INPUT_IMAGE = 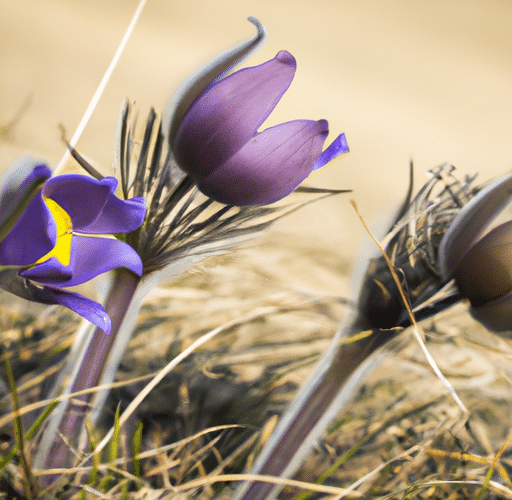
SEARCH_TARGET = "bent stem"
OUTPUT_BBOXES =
[233,314,398,500]
[34,268,140,489]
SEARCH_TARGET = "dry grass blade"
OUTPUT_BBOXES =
[475,426,512,499]
[351,199,467,412]
[174,473,363,497]
[3,350,37,499]
[54,0,149,174]
[82,306,279,465]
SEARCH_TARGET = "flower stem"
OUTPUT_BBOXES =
[36,268,140,489]
[233,315,397,500]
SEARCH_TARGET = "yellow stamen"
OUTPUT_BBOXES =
[36,198,73,267]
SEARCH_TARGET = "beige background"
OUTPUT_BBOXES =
[2,4,512,486]
[1,0,512,264]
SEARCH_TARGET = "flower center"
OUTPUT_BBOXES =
[35,197,73,267]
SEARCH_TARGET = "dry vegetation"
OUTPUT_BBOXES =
[2,1,512,497]
[1,231,512,499]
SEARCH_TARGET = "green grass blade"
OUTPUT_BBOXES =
[132,421,143,485]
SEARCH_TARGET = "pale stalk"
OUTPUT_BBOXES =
[34,268,139,487]
[33,247,233,484]
[232,314,396,500]
[233,176,471,500]
[54,0,148,175]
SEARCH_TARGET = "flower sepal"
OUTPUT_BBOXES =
[0,267,111,333]
[439,171,512,332]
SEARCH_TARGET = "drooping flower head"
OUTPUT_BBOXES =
[105,18,350,275]
[354,163,512,334]
[0,157,147,333]
[167,19,348,206]
[355,163,478,330]
[439,172,512,331]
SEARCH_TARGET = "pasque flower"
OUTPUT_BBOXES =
[0,157,146,333]
[232,163,480,500]
[439,172,512,331]
[171,50,348,205]
[353,166,512,334]
[32,17,351,483]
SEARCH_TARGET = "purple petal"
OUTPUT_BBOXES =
[17,164,51,194]
[166,17,267,143]
[196,119,329,205]
[21,235,143,287]
[0,269,110,333]
[84,195,146,234]
[453,220,512,306]
[439,172,512,279]
[45,174,146,233]
[469,291,512,333]
[20,256,72,284]
[0,191,57,266]
[33,287,112,334]
[0,157,51,228]
[173,51,297,178]
[43,175,115,229]
[312,133,349,171]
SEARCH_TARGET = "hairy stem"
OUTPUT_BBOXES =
[233,315,397,500]
[35,269,140,489]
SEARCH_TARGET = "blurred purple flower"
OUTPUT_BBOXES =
[172,50,349,205]
[439,172,512,332]
[0,158,146,333]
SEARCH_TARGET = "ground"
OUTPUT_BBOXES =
[1,1,512,498]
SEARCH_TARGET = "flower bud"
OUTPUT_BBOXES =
[171,50,348,205]
[439,172,512,331]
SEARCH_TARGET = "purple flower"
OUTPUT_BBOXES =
[171,50,348,205]
[439,172,512,332]
[0,158,147,333]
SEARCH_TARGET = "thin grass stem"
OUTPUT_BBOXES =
[3,351,38,499]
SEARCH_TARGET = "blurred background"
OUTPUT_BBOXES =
[2,3,512,495]
[2,0,512,269]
